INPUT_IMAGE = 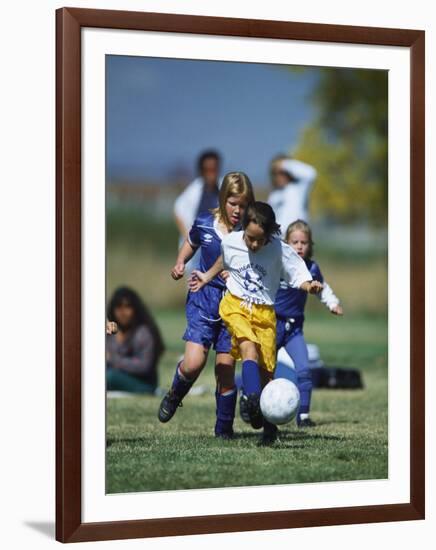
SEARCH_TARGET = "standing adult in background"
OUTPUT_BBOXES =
[267,155,317,237]
[174,150,222,241]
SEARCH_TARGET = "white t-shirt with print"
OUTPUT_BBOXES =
[221,231,312,306]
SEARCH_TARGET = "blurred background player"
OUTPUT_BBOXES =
[190,202,322,445]
[274,220,343,427]
[158,172,255,439]
[106,287,165,394]
[173,150,223,271]
[268,155,317,237]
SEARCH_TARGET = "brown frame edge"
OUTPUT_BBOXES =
[56,7,425,543]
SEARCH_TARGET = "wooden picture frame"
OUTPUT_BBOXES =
[56,7,425,543]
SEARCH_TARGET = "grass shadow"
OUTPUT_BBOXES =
[108,430,346,447]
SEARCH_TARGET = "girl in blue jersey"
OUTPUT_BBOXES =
[158,172,255,439]
[275,220,343,427]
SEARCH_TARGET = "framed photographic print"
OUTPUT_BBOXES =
[56,7,425,543]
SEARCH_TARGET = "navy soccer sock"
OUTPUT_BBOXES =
[215,387,237,436]
[297,373,312,423]
[242,359,262,397]
[283,332,313,421]
[171,362,195,400]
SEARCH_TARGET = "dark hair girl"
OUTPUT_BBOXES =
[106,287,165,393]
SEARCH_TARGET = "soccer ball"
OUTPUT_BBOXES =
[260,378,300,425]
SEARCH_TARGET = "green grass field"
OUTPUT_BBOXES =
[106,309,388,494]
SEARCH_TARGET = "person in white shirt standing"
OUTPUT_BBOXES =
[267,155,317,236]
[173,150,223,272]
[174,150,222,237]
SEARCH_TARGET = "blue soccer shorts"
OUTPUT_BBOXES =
[183,285,231,353]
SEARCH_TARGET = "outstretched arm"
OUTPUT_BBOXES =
[318,280,343,315]
[281,159,317,187]
[171,239,197,280]
[189,255,224,292]
[281,242,321,293]
[330,304,343,315]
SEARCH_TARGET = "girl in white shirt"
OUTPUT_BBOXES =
[190,202,322,444]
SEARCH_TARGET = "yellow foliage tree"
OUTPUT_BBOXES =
[292,68,388,226]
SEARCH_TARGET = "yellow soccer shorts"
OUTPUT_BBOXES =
[219,292,277,373]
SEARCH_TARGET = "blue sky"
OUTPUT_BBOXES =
[106,56,317,184]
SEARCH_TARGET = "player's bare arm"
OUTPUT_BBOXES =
[300,280,323,294]
[171,239,197,280]
[189,255,224,292]
[330,304,344,315]
[221,270,230,281]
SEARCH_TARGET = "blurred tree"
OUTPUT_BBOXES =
[292,68,388,225]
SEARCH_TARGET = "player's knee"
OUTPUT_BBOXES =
[238,338,258,361]
[180,361,202,380]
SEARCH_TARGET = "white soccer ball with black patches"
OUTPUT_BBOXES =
[260,378,300,425]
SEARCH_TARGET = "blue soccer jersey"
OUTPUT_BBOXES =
[188,212,227,289]
[275,259,324,326]
[184,212,231,351]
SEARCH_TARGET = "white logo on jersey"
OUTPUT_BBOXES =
[243,270,264,293]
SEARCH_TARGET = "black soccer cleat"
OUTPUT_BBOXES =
[259,421,279,446]
[239,392,251,424]
[158,390,183,423]
[246,393,264,430]
[297,417,316,428]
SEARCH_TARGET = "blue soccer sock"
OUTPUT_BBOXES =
[297,372,312,419]
[171,362,195,399]
[215,387,237,436]
[242,360,262,396]
[282,333,313,421]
